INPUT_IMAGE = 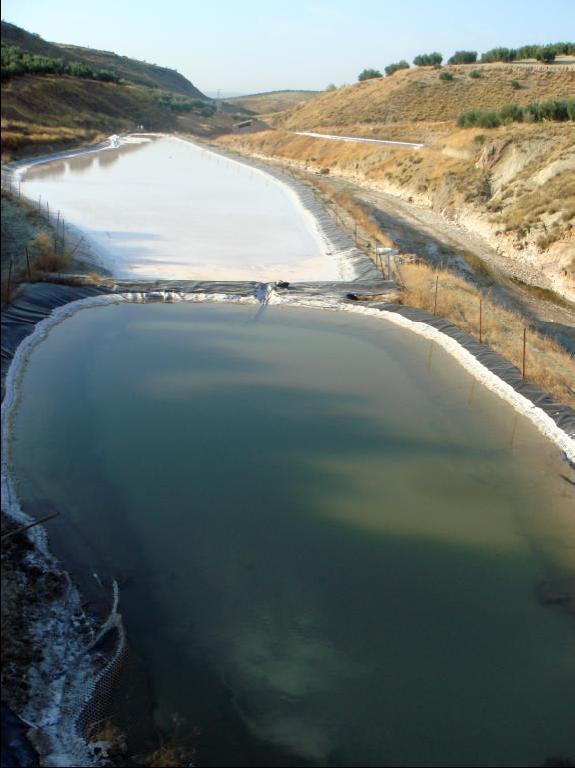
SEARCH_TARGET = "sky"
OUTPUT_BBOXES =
[3,0,574,94]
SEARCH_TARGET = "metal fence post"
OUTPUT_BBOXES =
[522,327,527,379]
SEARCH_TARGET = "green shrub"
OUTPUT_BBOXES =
[358,68,382,81]
[457,109,501,128]
[511,79,522,89]
[67,61,92,78]
[385,60,410,77]
[514,44,540,60]
[499,103,525,123]
[413,52,443,67]
[469,69,483,79]
[0,43,120,83]
[535,45,556,63]
[473,134,486,144]
[479,112,502,128]
[448,50,477,64]
[439,71,454,81]
[155,91,215,115]
[550,41,575,55]
[481,47,516,63]
[458,99,574,128]
[92,69,118,83]
[479,41,574,63]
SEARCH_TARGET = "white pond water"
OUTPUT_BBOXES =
[18,135,340,282]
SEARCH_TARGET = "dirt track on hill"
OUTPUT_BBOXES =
[328,173,575,348]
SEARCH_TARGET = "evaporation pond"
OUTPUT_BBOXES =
[11,301,575,767]
[19,136,337,281]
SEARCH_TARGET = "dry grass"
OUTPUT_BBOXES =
[1,117,104,162]
[399,262,575,406]
[271,63,575,130]
[496,166,575,245]
[0,75,178,159]
[312,178,394,249]
[28,231,70,272]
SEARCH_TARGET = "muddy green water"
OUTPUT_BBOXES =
[10,302,575,767]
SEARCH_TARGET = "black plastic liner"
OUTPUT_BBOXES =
[381,303,575,438]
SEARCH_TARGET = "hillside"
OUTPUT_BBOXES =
[0,21,243,158]
[217,61,575,301]
[224,90,319,115]
[272,62,575,129]
[2,75,180,157]
[1,20,205,98]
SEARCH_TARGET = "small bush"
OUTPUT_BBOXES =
[385,60,410,77]
[458,109,501,128]
[92,69,118,83]
[439,71,454,81]
[481,47,517,63]
[448,50,477,64]
[413,52,443,67]
[358,68,382,81]
[469,69,483,79]
[511,79,522,89]
[535,45,556,63]
[473,134,486,144]
[499,103,525,123]
[477,112,501,129]
[29,232,70,272]
[458,99,574,128]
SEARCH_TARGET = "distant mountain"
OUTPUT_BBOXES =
[224,90,320,115]
[205,91,245,99]
[1,20,206,99]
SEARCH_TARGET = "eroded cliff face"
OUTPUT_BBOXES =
[217,123,575,301]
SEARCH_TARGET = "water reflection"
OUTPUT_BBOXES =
[11,303,575,767]
[25,159,68,181]
[19,136,336,281]
[97,150,120,168]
